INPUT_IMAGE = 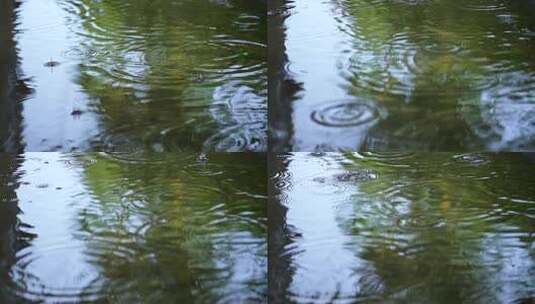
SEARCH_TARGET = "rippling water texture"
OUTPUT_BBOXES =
[270,152,535,303]
[0,0,266,152]
[0,153,267,302]
[271,0,535,151]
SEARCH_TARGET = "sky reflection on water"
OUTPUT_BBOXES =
[0,153,267,303]
[270,152,535,303]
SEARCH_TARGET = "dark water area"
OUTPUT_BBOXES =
[270,0,535,152]
[0,153,266,302]
[270,152,535,303]
[0,0,266,153]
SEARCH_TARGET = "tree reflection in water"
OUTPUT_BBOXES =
[0,153,266,303]
[1,0,266,152]
[271,0,535,151]
[271,152,535,303]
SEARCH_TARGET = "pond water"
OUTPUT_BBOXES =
[0,153,266,302]
[270,152,535,303]
[270,0,535,151]
[1,0,266,152]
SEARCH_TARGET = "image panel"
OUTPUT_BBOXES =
[1,0,266,152]
[0,153,267,303]
[269,0,535,152]
[269,152,535,303]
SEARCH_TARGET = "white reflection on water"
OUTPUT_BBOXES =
[4,153,266,302]
[18,0,100,151]
[284,154,365,300]
[278,152,535,303]
[285,0,380,151]
[14,153,100,300]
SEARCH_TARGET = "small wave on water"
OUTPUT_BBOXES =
[457,0,507,11]
[278,0,535,151]
[0,153,266,303]
[9,0,266,152]
[310,100,383,128]
[202,81,267,152]
[273,152,535,303]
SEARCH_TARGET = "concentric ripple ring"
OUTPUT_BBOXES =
[311,101,382,127]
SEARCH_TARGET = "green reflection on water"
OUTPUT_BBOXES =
[342,153,535,303]
[1,0,266,152]
[0,153,266,303]
[341,0,535,151]
[71,0,266,151]
[66,0,267,152]
[273,152,535,303]
[276,0,535,151]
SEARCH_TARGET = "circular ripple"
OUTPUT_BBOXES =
[458,0,507,11]
[272,171,292,190]
[452,153,490,165]
[422,42,462,54]
[202,123,266,152]
[311,101,381,127]
[7,245,112,302]
[397,214,446,230]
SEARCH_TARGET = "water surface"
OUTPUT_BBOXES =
[270,152,535,303]
[1,0,266,152]
[0,153,267,302]
[270,0,535,151]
